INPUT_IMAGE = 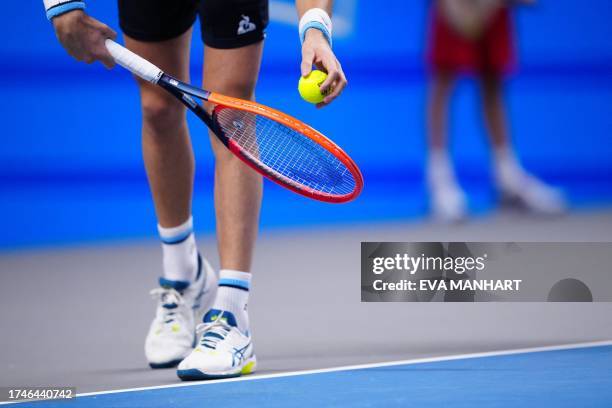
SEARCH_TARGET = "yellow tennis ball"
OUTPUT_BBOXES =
[298,70,328,104]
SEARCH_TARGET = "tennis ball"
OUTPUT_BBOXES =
[298,70,328,104]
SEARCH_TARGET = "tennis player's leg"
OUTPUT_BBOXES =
[176,0,268,378]
[480,73,565,214]
[177,41,263,381]
[125,33,194,229]
[426,70,467,222]
[124,30,218,368]
[205,43,263,274]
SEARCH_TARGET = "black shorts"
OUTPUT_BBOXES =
[118,0,269,49]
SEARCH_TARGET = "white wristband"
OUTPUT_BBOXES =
[299,8,332,47]
[43,0,85,21]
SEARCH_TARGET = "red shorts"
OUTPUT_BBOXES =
[427,5,515,74]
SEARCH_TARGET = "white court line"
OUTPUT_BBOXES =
[3,339,611,405]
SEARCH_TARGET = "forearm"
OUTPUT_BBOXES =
[296,0,332,18]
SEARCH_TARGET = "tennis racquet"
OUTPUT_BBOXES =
[104,39,363,203]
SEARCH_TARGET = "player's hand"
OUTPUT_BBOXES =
[52,10,117,69]
[300,29,347,108]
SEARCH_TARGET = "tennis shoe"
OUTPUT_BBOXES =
[145,255,217,368]
[177,309,256,380]
[429,181,468,223]
[497,169,566,215]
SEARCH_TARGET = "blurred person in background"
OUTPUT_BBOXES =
[425,0,566,222]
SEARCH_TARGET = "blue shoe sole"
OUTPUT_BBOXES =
[149,358,184,369]
[177,369,242,381]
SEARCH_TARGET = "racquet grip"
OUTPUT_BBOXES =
[105,39,163,83]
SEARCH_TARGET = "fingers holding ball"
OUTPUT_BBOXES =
[298,70,330,104]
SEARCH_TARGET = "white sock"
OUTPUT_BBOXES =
[210,269,251,334]
[494,147,526,191]
[158,216,198,283]
[427,149,458,188]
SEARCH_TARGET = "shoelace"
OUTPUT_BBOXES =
[150,287,185,324]
[195,312,231,350]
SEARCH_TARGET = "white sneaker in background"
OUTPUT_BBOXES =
[429,181,468,223]
[494,147,567,215]
[501,174,566,215]
[496,163,566,215]
[427,150,468,223]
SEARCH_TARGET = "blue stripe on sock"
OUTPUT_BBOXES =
[218,278,249,290]
[160,230,192,245]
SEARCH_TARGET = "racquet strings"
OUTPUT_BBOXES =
[213,107,356,196]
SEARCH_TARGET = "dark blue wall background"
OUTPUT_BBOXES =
[0,1,611,248]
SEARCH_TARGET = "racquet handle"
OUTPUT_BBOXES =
[105,39,163,83]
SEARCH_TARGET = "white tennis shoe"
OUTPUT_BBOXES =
[427,152,467,223]
[497,168,566,215]
[177,310,256,380]
[145,255,217,368]
[429,181,468,223]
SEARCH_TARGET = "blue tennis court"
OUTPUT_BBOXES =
[11,342,612,407]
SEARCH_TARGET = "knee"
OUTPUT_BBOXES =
[210,78,256,101]
[141,93,186,134]
[208,80,257,161]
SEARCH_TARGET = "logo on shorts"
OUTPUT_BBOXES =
[237,15,256,35]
